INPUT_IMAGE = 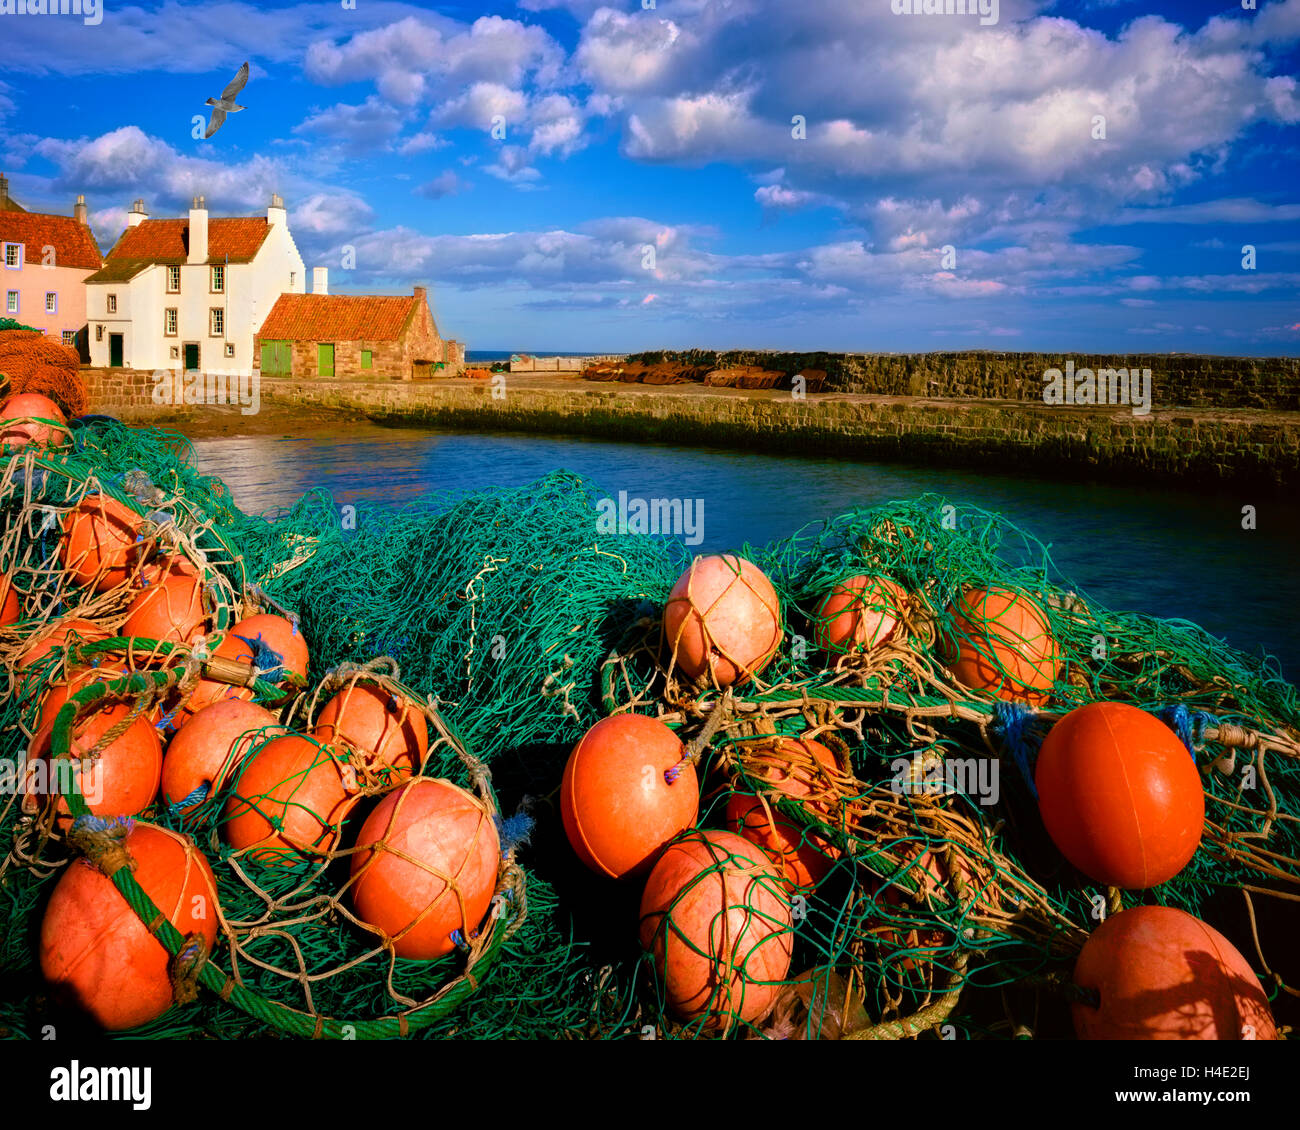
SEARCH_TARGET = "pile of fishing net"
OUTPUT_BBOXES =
[0,332,88,418]
[1,415,1297,1040]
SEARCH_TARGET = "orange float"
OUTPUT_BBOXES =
[812,574,908,656]
[349,778,501,959]
[1,572,19,625]
[868,846,973,975]
[225,613,309,686]
[60,494,144,591]
[639,829,794,1030]
[1036,702,1204,889]
[163,699,282,815]
[0,392,67,449]
[561,713,699,879]
[939,585,1059,704]
[663,555,782,687]
[36,660,134,732]
[223,734,355,864]
[1073,905,1278,1040]
[169,626,257,726]
[16,618,110,672]
[122,574,207,649]
[312,682,428,781]
[726,737,842,892]
[137,554,200,587]
[25,703,162,821]
[40,822,218,1031]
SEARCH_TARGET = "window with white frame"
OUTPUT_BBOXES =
[164,308,178,336]
[106,293,117,313]
[3,243,20,268]
[224,342,235,357]
[95,325,104,341]
[46,292,57,314]
[289,270,296,288]
[62,330,76,346]
[5,291,16,314]
[167,265,181,292]
[210,307,224,336]
[211,265,224,292]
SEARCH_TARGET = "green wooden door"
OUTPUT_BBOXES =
[260,340,291,376]
[109,334,123,367]
[183,343,199,371]
[318,343,334,377]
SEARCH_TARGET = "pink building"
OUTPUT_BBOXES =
[0,173,104,359]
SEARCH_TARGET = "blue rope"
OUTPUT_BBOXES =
[167,783,209,817]
[1156,704,1216,759]
[234,632,287,681]
[493,808,535,853]
[70,813,134,837]
[991,700,1042,799]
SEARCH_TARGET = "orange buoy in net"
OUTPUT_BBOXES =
[25,704,162,821]
[1036,702,1204,889]
[0,392,67,450]
[1,572,19,625]
[663,555,782,687]
[163,699,282,815]
[561,713,699,879]
[226,613,309,685]
[223,734,356,865]
[349,777,501,959]
[812,574,908,657]
[939,585,1059,704]
[725,737,842,892]
[40,821,218,1031]
[60,494,144,592]
[36,661,133,732]
[136,554,200,588]
[16,618,110,672]
[1073,905,1278,1040]
[639,829,794,1030]
[867,846,973,976]
[312,682,428,781]
[170,627,257,725]
[122,574,207,650]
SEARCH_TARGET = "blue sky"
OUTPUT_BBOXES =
[1,0,1297,353]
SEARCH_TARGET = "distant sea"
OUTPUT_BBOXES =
[465,350,613,363]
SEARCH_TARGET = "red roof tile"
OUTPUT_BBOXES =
[257,293,420,341]
[104,217,270,265]
[0,211,103,271]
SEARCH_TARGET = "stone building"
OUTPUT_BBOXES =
[254,283,463,379]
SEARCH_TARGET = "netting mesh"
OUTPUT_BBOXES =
[2,417,1297,1040]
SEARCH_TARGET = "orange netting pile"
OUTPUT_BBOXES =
[0,330,87,417]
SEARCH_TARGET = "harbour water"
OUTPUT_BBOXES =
[191,422,1300,680]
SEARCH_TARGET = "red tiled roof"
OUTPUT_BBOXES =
[257,293,420,341]
[0,211,103,270]
[103,217,270,265]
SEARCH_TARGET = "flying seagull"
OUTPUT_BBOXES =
[203,61,250,139]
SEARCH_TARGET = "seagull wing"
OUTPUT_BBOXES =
[220,61,250,102]
[204,107,228,139]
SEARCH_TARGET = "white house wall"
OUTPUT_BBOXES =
[87,211,306,375]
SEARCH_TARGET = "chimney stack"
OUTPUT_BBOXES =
[413,285,428,304]
[73,194,88,225]
[312,267,328,295]
[0,173,8,208]
[127,198,148,227]
[188,195,209,264]
[268,192,286,227]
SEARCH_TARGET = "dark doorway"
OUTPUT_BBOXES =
[184,343,199,371]
[108,333,123,367]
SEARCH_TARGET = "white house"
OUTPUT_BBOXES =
[86,194,310,374]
